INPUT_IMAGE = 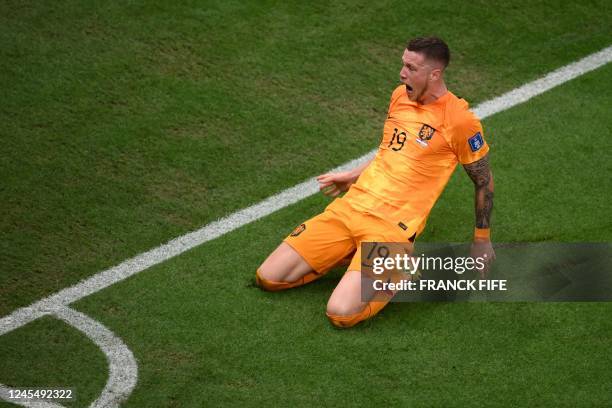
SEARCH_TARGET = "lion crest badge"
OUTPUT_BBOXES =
[290,223,306,237]
[418,124,436,141]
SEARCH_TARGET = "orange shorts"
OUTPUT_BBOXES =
[283,197,417,274]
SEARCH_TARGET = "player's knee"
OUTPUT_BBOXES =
[325,301,369,328]
[255,267,290,291]
[326,300,361,317]
[256,266,324,291]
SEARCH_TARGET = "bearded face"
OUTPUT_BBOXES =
[399,49,438,103]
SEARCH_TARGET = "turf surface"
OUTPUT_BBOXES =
[2,62,610,407]
[1,1,611,407]
[1,0,611,314]
[0,316,107,407]
[78,64,612,407]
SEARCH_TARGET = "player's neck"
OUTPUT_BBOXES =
[418,82,448,105]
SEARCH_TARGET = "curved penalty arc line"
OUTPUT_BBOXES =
[52,306,138,408]
[0,308,138,408]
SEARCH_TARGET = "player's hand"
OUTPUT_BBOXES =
[316,171,356,197]
[470,239,496,279]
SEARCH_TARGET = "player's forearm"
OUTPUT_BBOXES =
[463,154,494,234]
[474,173,494,229]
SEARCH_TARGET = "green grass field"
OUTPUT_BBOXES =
[1,1,611,406]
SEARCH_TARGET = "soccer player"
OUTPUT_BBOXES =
[256,37,495,328]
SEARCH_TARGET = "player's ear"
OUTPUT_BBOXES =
[430,67,442,81]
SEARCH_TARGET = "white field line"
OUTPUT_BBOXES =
[0,306,138,408]
[53,307,138,408]
[1,45,611,337]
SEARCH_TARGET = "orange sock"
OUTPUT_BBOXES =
[326,265,420,328]
[255,268,322,291]
[326,299,391,328]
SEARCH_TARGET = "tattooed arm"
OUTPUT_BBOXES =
[463,154,494,229]
[463,154,495,277]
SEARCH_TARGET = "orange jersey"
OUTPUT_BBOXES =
[341,84,489,236]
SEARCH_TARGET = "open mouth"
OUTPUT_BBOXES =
[405,84,413,92]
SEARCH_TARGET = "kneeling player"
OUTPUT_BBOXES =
[256,37,495,328]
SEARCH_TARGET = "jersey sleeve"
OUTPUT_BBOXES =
[450,110,490,164]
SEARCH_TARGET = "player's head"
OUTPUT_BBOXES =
[400,36,450,103]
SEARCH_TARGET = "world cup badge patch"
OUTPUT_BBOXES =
[468,132,484,152]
